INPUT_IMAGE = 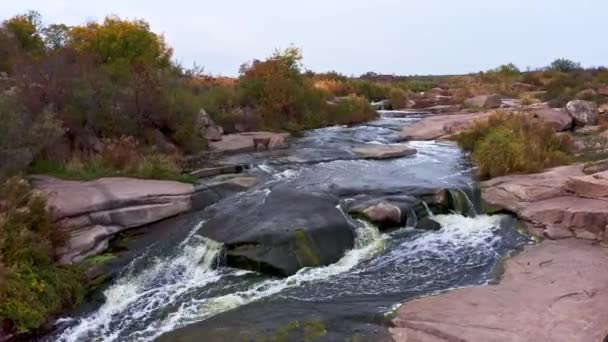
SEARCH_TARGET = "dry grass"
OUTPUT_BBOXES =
[456,112,573,178]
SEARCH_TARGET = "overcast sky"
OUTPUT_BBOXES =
[3,0,607,76]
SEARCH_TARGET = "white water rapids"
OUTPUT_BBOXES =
[55,212,509,342]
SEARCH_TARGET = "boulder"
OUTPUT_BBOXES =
[344,193,452,230]
[598,87,608,96]
[352,145,417,159]
[198,109,224,141]
[371,100,392,110]
[576,88,598,99]
[209,132,289,153]
[204,125,223,142]
[528,106,573,132]
[464,94,502,109]
[582,159,608,175]
[481,164,608,241]
[345,195,418,228]
[33,176,255,263]
[391,239,608,342]
[144,128,178,154]
[199,189,355,276]
[566,100,598,126]
[400,111,495,140]
[415,217,442,231]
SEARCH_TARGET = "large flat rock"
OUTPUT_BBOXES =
[32,176,255,263]
[33,176,195,218]
[400,105,572,141]
[209,132,289,153]
[481,165,608,242]
[352,145,417,159]
[391,239,608,342]
[399,112,493,140]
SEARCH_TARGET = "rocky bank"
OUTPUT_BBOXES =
[391,239,608,342]
[33,175,256,264]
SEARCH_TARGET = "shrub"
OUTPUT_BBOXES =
[0,98,65,179]
[519,93,540,106]
[326,94,376,126]
[30,136,190,182]
[456,112,573,178]
[549,58,582,73]
[0,177,84,333]
[389,88,409,109]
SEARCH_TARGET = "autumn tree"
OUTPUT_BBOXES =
[238,47,325,127]
[2,11,44,53]
[69,16,173,77]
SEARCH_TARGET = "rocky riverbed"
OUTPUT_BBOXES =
[42,110,608,342]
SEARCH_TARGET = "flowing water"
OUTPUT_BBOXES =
[51,112,530,342]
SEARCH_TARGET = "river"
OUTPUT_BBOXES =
[49,112,530,342]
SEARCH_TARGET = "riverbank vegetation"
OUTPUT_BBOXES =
[2,12,606,183]
[456,112,573,178]
[0,178,84,334]
[0,12,381,182]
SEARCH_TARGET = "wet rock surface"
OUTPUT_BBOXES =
[352,144,417,159]
[200,188,355,276]
[391,239,608,342]
[50,112,529,342]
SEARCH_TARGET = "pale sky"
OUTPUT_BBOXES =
[3,0,607,76]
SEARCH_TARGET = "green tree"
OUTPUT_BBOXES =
[493,63,521,77]
[69,16,173,77]
[42,23,70,50]
[2,11,44,53]
[549,58,581,72]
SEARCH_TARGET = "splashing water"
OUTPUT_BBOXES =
[55,219,384,342]
[56,221,224,342]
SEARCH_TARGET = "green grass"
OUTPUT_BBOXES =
[80,253,117,269]
[456,112,573,178]
[28,159,195,183]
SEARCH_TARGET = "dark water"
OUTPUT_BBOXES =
[50,113,530,342]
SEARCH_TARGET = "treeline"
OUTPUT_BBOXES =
[0,12,384,181]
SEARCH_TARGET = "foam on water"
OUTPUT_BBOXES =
[56,219,384,342]
[56,222,223,342]
[144,219,385,340]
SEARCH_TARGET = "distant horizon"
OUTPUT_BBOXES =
[3,0,607,77]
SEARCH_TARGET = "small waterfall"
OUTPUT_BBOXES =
[140,219,385,341]
[56,219,385,342]
[421,201,434,217]
[446,188,477,217]
[405,208,418,228]
[56,222,224,342]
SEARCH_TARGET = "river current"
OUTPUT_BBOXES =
[51,112,529,342]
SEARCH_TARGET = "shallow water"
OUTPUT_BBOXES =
[50,112,529,342]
